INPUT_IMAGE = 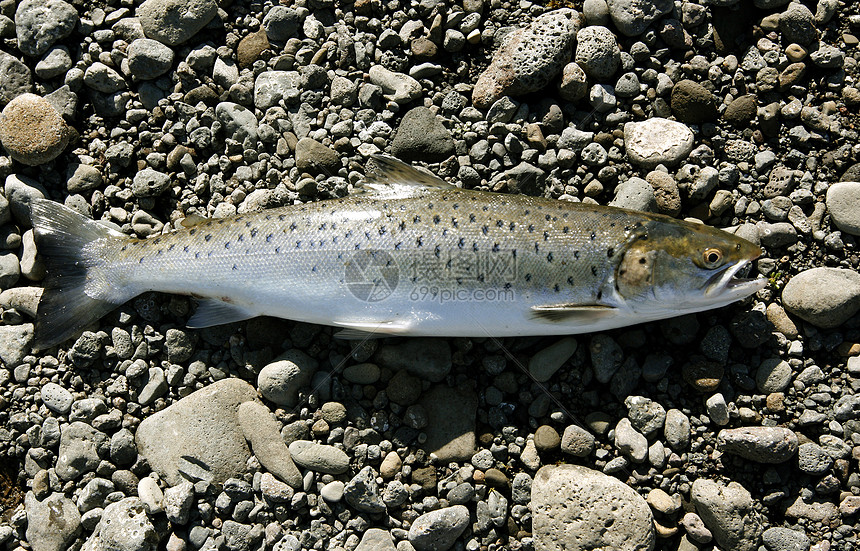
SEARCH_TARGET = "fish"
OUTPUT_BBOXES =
[29,155,766,349]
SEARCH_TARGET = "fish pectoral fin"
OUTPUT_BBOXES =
[333,319,412,340]
[187,298,258,328]
[179,213,208,228]
[356,155,456,198]
[530,303,618,323]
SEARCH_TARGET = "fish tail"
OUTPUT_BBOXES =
[30,199,134,350]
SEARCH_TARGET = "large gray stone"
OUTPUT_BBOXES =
[56,421,107,480]
[238,401,303,488]
[408,505,470,551]
[826,182,860,236]
[531,464,654,551]
[717,427,798,463]
[135,378,258,485]
[15,0,78,57]
[607,0,673,36]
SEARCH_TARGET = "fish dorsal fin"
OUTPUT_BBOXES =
[358,154,456,197]
[187,298,257,328]
[530,303,618,323]
[180,213,208,228]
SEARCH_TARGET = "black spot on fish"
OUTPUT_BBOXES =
[482,225,488,235]
[482,206,488,212]
[545,214,551,221]
[563,226,569,233]
[168,244,175,251]
[427,202,433,209]
[458,238,465,249]
[413,215,421,223]
[472,242,479,252]
[554,284,560,292]
[525,273,532,282]
[379,226,387,235]
[607,248,614,257]
[524,209,530,215]
[266,234,273,242]
[245,221,252,228]
[205,234,212,242]
[312,265,317,272]
[534,243,540,253]
[496,219,504,228]
[453,203,459,209]
[289,222,297,231]
[296,241,302,248]
[156,249,163,256]
[574,250,580,259]
[121,245,127,251]
[568,276,574,285]
[276,247,281,253]
[452,218,459,228]
[195,252,200,259]
[492,242,500,252]
[591,266,598,276]
[597,290,603,300]
[365,231,371,240]
[528,225,534,233]
[139,257,144,264]
[469,214,476,223]
[398,221,406,231]
[225,242,230,249]
[590,232,596,240]
[416,236,423,247]
[433,215,440,224]
[250,228,258,237]
[543,231,550,241]
[547,252,554,262]
[237,235,244,242]
[232,264,237,271]
[395,242,402,250]
[509,222,516,231]
[183,246,189,252]
[434,245,441,258]
[189,229,197,236]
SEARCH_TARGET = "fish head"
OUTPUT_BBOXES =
[612,219,766,314]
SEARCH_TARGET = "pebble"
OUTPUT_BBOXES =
[690,479,762,551]
[533,425,560,451]
[560,424,595,457]
[294,137,340,175]
[136,0,218,46]
[368,65,422,105]
[56,421,106,480]
[0,93,71,165]
[681,512,713,544]
[0,51,32,105]
[356,529,396,551]
[83,62,126,94]
[83,497,158,551]
[342,363,379,384]
[320,480,345,502]
[610,177,657,212]
[25,492,81,551]
[472,9,579,108]
[762,527,811,551]
[287,440,350,474]
[137,477,163,513]
[390,106,455,162]
[15,0,78,57]
[127,38,174,80]
[671,80,718,124]
[607,0,672,36]
[131,167,170,197]
[782,267,860,328]
[135,378,257,485]
[624,118,694,168]
[528,336,577,382]
[614,418,648,462]
[797,442,833,475]
[257,351,317,407]
[163,482,194,525]
[532,464,654,550]
[262,6,299,42]
[589,333,623,383]
[344,465,385,513]
[35,46,73,79]
[717,427,798,463]
[408,505,470,551]
[238,401,303,488]
[826,182,860,236]
[756,358,792,393]
[664,408,691,450]
[624,395,666,436]
[558,62,588,102]
[574,26,620,80]
[40,381,74,414]
[254,71,300,110]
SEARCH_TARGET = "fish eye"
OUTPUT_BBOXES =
[703,248,723,266]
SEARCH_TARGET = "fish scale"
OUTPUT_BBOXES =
[30,155,764,349]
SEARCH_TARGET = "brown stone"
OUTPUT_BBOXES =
[779,62,807,91]
[681,358,723,392]
[237,29,270,68]
[723,95,757,128]
[0,93,71,165]
[670,80,718,124]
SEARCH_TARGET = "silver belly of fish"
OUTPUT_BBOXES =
[30,156,765,348]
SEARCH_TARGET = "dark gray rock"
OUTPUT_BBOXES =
[390,107,455,162]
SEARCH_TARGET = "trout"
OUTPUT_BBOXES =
[30,156,765,348]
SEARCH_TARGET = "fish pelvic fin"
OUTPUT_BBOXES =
[30,199,133,350]
[530,303,618,323]
[357,155,457,198]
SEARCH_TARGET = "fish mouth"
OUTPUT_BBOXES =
[705,259,767,298]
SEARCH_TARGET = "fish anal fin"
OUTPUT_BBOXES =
[358,155,456,198]
[187,298,257,328]
[333,319,411,339]
[530,303,618,323]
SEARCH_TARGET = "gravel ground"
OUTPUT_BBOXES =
[0,0,859,550]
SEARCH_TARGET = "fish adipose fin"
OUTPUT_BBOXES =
[30,199,132,350]
[187,298,258,328]
[358,155,457,197]
[530,303,618,323]
[333,319,412,339]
